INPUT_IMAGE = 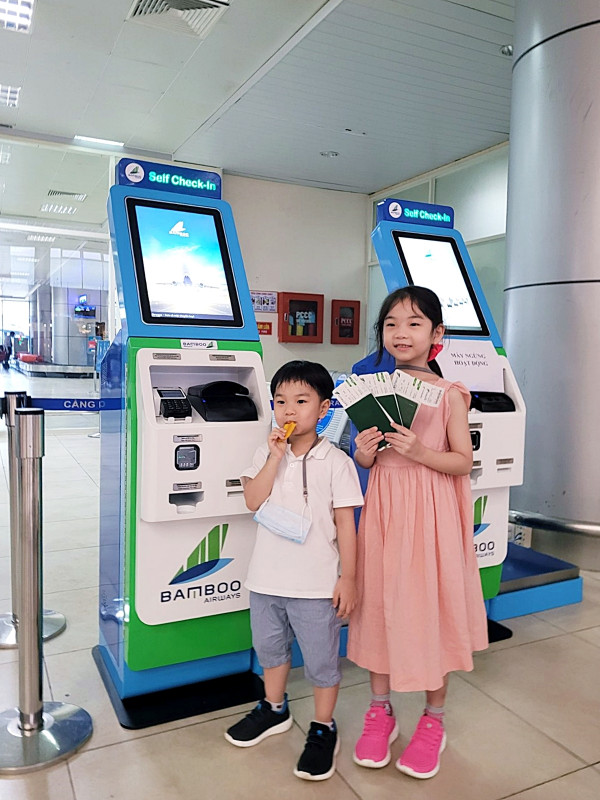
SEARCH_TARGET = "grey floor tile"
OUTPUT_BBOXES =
[506,766,600,799]
[43,548,99,594]
[40,587,98,658]
[466,634,600,763]
[0,763,75,799]
[574,626,600,649]
[45,647,263,752]
[0,645,19,665]
[43,497,99,524]
[581,570,600,583]
[43,518,99,553]
[68,713,357,800]
[533,575,600,633]
[486,612,564,652]
[0,658,52,709]
[291,678,584,800]
[40,478,98,502]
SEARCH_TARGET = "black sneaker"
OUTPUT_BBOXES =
[224,698,293,747]
[293,720,339,781]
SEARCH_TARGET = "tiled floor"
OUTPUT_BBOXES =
[1,424,600,799]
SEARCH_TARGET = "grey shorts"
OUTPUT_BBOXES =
[249,592,342,688]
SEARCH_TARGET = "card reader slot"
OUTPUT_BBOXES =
[226,477,244,497]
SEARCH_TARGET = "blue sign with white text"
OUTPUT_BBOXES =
[31,398,121,411]
[376,198,454,228]
[116,158,221,199]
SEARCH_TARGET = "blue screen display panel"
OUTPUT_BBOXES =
[126,198,243,327]
[392,231,489,337]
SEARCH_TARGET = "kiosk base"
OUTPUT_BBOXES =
[92,646,264,730]
[486,618,513,643]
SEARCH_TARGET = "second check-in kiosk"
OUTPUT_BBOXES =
[97,163,271,707]
[367,198,526,600]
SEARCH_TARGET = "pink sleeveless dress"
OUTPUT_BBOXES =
[347,379,488,692]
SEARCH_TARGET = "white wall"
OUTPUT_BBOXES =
[223,175,369,380]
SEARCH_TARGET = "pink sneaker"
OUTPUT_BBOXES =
[353,706,399,768]
[396,714,446,779]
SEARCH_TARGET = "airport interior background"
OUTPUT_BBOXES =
[1,1,600,798]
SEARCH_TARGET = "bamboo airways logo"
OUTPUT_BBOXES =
[473,495,490,537]
[170,524,232,585]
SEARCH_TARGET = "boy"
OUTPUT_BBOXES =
[225,360,363,781]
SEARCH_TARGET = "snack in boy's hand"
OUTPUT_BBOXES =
[283,421,297,439]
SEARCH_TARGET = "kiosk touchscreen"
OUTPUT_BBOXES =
[98,168,271,712]
[365,199,526,601]
[126,198,243,327]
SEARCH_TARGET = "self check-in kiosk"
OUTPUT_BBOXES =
[362,198,526,601]
[97,160,271,711]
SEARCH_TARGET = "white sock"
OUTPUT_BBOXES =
[371,693,393,715]
[425,703,444,722]
[314,719,335,730]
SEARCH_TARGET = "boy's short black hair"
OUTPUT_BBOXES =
[270,360,334,402]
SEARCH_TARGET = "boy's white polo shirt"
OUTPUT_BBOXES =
[241,437,363,598]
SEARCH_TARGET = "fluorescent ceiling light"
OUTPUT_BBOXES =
[40,203,78,215]
[27,234,56,242]
[0,84,21,107]
[0,0,35,32]
[74,135,125,148]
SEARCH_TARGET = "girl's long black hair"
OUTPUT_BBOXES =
[374,286,444,377]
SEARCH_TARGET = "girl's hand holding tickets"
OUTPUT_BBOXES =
[354,426,384,457]
[384,421,425,461]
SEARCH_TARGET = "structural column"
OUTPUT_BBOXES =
[505,2,600,551]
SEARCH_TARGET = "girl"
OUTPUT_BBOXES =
[347,286,488,780]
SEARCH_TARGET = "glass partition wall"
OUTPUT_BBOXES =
[0,139,112,430]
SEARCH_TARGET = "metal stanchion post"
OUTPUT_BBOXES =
[0,392,66,648]
[0,408,92,773]
[0,392,28,647]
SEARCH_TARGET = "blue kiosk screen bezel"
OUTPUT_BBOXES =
[126,196,244,329]
[391,229,490,338]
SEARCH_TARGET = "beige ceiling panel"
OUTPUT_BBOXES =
[100,56,180,94]
[0,60,27,85]
[89,82,164,111]
[126,116,204,153]
[0,30,31,66]
[32,0,130,53]
[112,19,201,68]
[77,107,153,143]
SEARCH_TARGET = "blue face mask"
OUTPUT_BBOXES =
[254,501,312,544]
